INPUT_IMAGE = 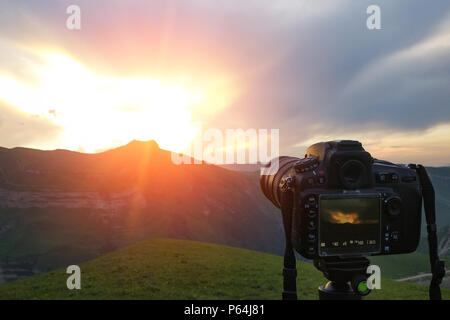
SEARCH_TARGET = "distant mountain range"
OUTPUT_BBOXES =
[0,141,283,283]
[0,141,448,285]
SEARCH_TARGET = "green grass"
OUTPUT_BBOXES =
[0,238,448,300]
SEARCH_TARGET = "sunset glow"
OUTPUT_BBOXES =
[329,211,361,224]
[0,51,214,153]
[0,1,449,165]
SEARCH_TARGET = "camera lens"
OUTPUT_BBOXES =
[339,159,366,189]
[260,156,300,208]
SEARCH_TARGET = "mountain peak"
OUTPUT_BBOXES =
[100,139,162,158]
[124,140,159,150]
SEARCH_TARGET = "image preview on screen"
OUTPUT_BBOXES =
[318,196,381,256]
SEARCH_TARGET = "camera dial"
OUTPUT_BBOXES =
[384,196,402,218]
[294,156,318,173]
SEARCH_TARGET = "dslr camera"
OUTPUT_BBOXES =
[260,140,422,260]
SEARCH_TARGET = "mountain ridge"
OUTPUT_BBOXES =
[0,141,283,284]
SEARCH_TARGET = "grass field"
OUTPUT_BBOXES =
[0,238,448,300]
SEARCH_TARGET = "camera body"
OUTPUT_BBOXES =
[261,140,422,260]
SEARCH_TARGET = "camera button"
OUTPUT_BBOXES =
[401,176,416,183]
[307,177,315,185]
[385,196,402,218]
[377,173,387,183]
[308,220,316,230]
[317,176,326,184]
[308,210,317,219]
[307,246,315,255]
[307,233,316,242]
[308,196,316,204]
[294,157,318,173]
[391,174,399,183]
[391,231,400,241]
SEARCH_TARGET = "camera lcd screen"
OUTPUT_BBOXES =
[319,195,381,256]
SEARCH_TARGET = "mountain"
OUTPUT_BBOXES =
[0,141,448,286]
[1,238,448,300]
[0,141,282,283]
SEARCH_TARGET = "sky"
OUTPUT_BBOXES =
[0,0,449,165]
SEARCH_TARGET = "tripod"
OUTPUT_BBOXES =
[315,257,371,300]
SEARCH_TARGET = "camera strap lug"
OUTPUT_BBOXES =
[412,164,446,300]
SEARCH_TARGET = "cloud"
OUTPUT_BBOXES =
[291,123,450,166]
[330,19,450,130]
[0,0,449,164]
[0,101,62,149]
[204,1,450,128]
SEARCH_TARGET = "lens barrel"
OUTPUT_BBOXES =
[260,156,299,208]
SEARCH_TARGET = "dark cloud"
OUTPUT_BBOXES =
[177,1,450,137]
[228,1,450,124]
[212,1,450,157]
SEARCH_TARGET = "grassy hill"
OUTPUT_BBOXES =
[0,239,448,300]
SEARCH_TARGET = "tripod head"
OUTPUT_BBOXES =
[314,257,372,300]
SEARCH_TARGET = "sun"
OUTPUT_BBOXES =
[0,52,203,153]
